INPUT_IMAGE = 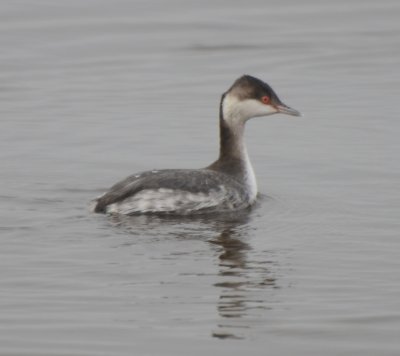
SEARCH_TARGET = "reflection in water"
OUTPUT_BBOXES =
[208,213,278,340]
[108,208,278,340]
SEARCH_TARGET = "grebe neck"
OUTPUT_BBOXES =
[218,111,248,163]
[208,94,257,200]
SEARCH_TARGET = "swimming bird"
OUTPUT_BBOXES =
[92,75,300,215]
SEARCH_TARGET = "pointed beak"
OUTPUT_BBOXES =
[276,103,302,117]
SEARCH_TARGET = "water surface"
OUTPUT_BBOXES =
[1,0,400,355]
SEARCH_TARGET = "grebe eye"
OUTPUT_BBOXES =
[261,96,270,104]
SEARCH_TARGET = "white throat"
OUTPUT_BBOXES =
[221,95,259,202]
[242,147,258,202]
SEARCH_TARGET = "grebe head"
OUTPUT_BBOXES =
[221,75,301,123]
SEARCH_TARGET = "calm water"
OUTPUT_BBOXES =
[1,0,400,355]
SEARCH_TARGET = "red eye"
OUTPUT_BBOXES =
[261,96,270,104]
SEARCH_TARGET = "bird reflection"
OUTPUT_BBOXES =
[208,212,278,340]
[106,207,278,340]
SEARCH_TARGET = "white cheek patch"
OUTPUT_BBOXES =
[222,95,277,123]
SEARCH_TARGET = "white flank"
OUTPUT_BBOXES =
[106,188,226,215]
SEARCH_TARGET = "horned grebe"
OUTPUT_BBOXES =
[92,75,301,215]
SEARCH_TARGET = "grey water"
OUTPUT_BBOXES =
[1,0,400,355]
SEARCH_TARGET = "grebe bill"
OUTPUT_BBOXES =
[91,75,301,215]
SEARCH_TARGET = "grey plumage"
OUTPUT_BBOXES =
[93,169,249,215]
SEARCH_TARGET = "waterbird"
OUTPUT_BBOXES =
[91,75,301,215]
